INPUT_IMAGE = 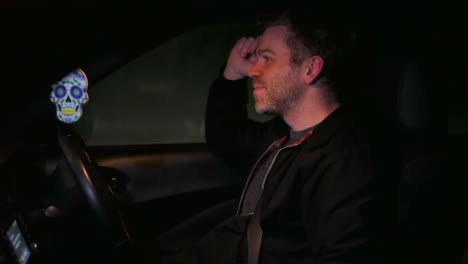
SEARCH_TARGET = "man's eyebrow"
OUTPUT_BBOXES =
[256,48,276,55]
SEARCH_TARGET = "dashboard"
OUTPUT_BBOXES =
[0,144,107,264]
[0,217,34,264]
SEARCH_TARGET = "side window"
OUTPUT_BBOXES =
[74,24,271,146]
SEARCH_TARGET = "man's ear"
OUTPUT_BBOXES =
[302,55,324,85]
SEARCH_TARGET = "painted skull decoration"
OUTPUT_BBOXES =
[50,68,89,123]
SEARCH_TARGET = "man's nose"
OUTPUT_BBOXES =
[248,64,261,79]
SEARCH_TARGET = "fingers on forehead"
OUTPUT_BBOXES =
[246,38,257,53]
[238,37,247,49]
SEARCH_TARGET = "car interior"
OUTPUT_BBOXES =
[0,3,464,264]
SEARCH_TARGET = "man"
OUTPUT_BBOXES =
[158,9,397,264]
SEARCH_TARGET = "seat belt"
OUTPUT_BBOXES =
[246,128,316,264]
[247,194,263,264]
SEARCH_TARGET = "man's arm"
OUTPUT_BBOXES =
[205,37,287,165]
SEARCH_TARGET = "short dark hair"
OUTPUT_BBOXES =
[258,8,356,93]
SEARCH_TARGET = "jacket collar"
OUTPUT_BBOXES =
[303,105,353,149]
[268,127,316,152]
[272,105,350,150]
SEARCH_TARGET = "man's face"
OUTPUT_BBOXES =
[248,25,304,116]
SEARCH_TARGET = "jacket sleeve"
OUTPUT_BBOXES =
[303,146,392,263]
[205,69,287,166]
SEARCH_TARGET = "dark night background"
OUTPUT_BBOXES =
[0,1,463,146]
[0,2,465,263]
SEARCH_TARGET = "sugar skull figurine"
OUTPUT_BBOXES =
[50,68,89,123]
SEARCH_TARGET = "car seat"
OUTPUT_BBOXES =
[372,54,466,264]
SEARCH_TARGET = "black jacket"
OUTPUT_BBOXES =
[200,74,398,264]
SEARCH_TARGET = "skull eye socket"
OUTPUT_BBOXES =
[54,85,66,98]
[71,86,83,99]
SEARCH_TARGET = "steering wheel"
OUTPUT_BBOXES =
[57,124,131,247]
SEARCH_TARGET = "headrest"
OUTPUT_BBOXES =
[374,56,443,135]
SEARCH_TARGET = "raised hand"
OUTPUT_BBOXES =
[223,37,260,80]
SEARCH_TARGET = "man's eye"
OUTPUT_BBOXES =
[263,56,271,62]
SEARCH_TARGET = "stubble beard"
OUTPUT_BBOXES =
[254,67,303,116]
